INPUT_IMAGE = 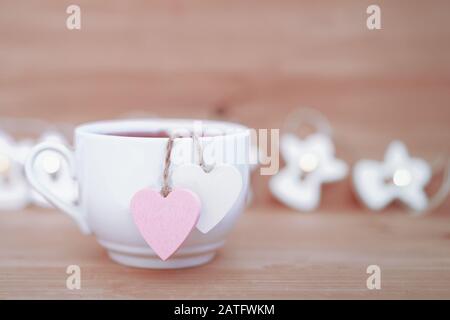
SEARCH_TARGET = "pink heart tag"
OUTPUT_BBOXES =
[130,188,201,261]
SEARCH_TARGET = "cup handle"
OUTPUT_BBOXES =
[25,142,91,234]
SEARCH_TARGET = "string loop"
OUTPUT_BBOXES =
[160,130,214,197]
[283,107,333,138]
[192,132,214,173]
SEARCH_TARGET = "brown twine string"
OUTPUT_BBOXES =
[161,133,180,197]
[160,131,214,197]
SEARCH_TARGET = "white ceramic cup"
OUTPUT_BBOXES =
[25,119,250,269]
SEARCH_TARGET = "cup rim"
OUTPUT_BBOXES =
[75,118,249,140]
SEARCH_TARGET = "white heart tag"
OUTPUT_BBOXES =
[172,164,242,233]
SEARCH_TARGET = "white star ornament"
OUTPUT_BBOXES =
[353,141,431,213]
[269,133,348,212]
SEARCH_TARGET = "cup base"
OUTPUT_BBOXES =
[107,250,216,269]
[98,239,224,269]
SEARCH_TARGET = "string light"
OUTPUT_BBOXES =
[270,132,348,212]
[299,153,319,173]
[393,168,412,187]
[41,153,61,175]
[0,123,76,211]
[353,141,432,212]
[0,153,11,175]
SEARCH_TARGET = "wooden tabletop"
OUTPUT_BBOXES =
[1,206,450,299]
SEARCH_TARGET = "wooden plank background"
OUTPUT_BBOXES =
[1,0,450,299]
[1,0,449,209]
